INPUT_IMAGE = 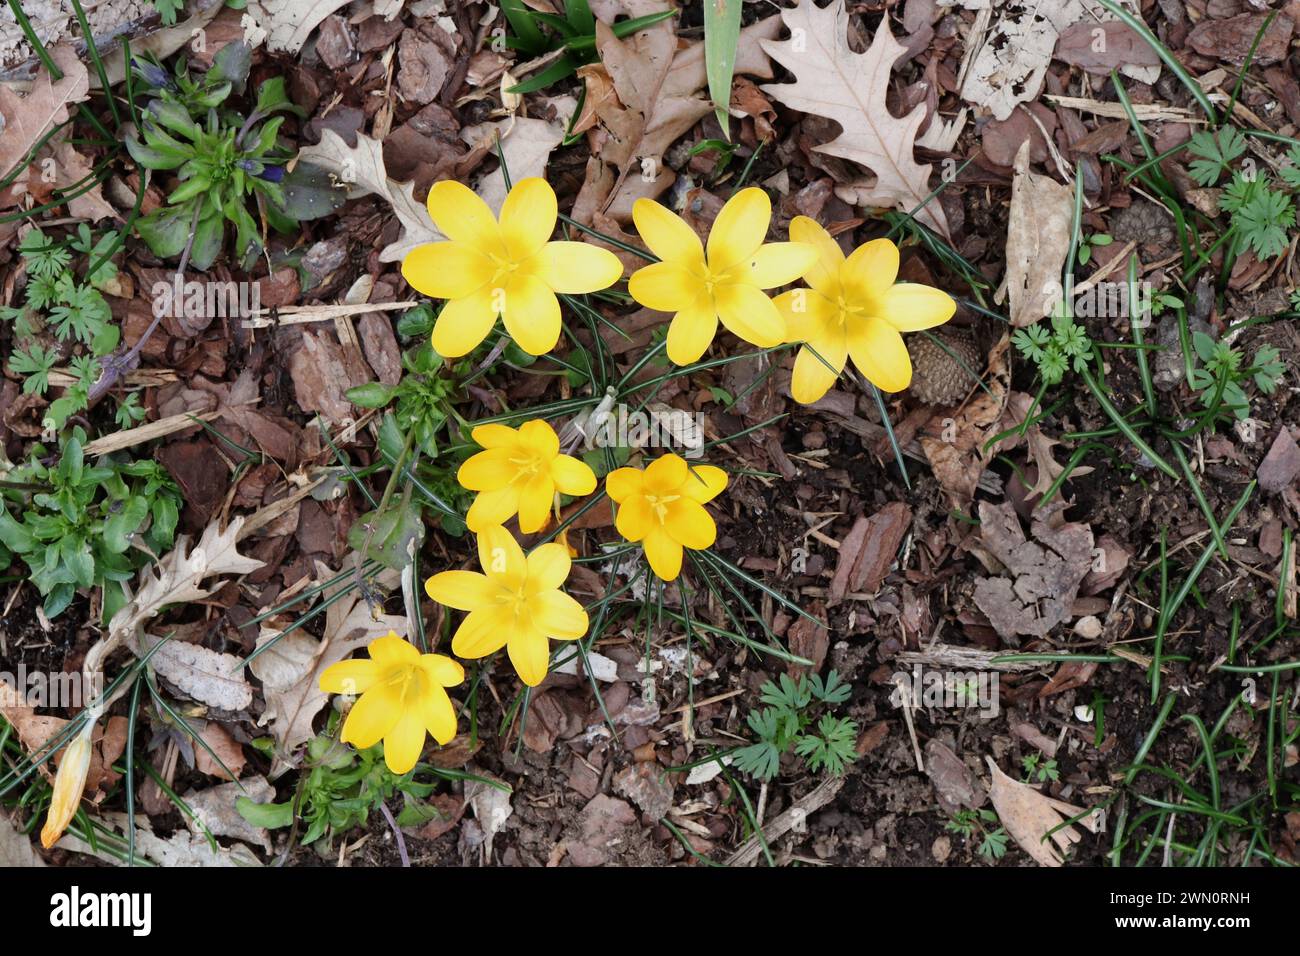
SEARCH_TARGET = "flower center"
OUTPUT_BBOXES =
[644,493,680,524]
[488,251,522,287]
[508,452,544,478]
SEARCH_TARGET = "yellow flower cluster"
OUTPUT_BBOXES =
[402,178,957,401]
[321,178,957,774]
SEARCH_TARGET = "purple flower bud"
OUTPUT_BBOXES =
[136,60,173,90]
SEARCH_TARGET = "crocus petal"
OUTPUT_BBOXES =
[318,657,381,696]
[400,242,493,299]
[516,472,555,533]
[517,418,560,457]
[742,241,817,289]
[466,486,520,533]
[551,454,597,495]
[879,283,957,332]
[341,682,402,749]
[419,654,466,687]
[425,181,503,254]
[789,215,845,296]
[535,241,624,293]
[643,527,684,581]
[615,494,652,541]
[775,287,836,345]
[431,286,499,358]
[498,177,557,260]
[791,333,848,404]
[681,464,728,503]
[529,590,588,639]
[368,632,420,667]
[706,187,770,272]
[841,238,899,302]
[665,498,717,549]
[425,570,498,610]
[714,282,786,348]
[478,524,526,584]
[628,261,700,312]
[451,607,512,658]
[666,294,719,366]
[644,453,688,493]
[632,198,704,264]
[525,542,571,593]
[508,626,553,686]
[382,707,427,774]
[457,447,516,491]
[501,275,561,355]
[470,423,519,449]
[422,685,458,745]
[848,316,911,392]
[605,466,644,502]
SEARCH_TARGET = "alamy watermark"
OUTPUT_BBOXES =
[890,664,1000,719]
[574,403,705,458]
[151,277,261,321]
[0,666,95,708]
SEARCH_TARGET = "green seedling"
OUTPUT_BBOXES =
[734,670,858,781]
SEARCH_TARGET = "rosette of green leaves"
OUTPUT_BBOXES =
[125,43,340,269]
[0,430,181,619]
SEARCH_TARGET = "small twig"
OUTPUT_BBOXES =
[378,800,410,867]
[88,203,203,403]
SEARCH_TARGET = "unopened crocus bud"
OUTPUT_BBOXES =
[40,721,94,849]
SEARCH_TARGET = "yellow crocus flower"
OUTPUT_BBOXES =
[458,419,596,534]
[775,216,956,403]
[318,632,464,775]
[627,187,817,365]
[425,525,588,687]
[606,453,727,581]
[402,177,623,358]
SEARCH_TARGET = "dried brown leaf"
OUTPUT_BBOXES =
[760,0,948,236]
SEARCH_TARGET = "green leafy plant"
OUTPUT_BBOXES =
[733,670,858,781]
[346,332,461,460]
[1220,172,1296,261]
[1011,310,1094,386]
[149,0,185,25]
[1190,331,1283,421]
[1185,126,1247,187]
[1,226,129,430]
[0,428,181,619]
[237,719,502,846]
[1021,753,1060,784]
[125,43,334,269]
[1075,231,1113,266]
[946,809,1009,861]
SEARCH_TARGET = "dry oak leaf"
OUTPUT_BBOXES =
[985,757,1101,866]
[244,0,352,53]
[960,0,1159,121]
[582,10,780,218]
[1003,140,1072,327]
[139,640,254,712]
[295,128,437,262]
[56,812,261,867]
[0,44,88,190]
[0,814,44,867]
[251,575,406,775]
[760,0,948,237]
[972,499,1094,643]
[117,517,264,668]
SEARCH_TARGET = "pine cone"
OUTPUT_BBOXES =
[907,330,979,405]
